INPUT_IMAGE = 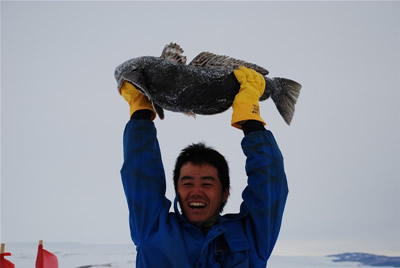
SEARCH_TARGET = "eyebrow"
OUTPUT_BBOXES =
[179,176,216,182]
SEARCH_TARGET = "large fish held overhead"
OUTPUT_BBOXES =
[114,43,301,125]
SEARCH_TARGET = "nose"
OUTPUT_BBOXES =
[189,184,204,197]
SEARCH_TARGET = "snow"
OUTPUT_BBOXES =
[4,242,385,268]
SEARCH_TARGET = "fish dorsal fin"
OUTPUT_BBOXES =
[189,52,269,75]
[161,42,187,64]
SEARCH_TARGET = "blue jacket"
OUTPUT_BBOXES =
[121,120,288,267]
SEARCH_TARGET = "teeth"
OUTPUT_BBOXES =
[189,202,206,208]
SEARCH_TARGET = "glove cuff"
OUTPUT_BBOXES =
[131,110,155,120]
[231,102,266,129]
[129,99,156,120]
[242,120,265,135]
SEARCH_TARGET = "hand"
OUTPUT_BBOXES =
[231,66,266,129]
[120,81,156,120]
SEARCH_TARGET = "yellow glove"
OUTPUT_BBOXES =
[120,81,156,120]
[231,66,266,129]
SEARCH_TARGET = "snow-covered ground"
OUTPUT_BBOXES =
[2,242,378,268]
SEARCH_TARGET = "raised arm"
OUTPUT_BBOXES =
[231,67,288,262]
[240,125,288,262]
[120,82,170,246]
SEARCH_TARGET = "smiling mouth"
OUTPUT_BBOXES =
[189,202,206,209]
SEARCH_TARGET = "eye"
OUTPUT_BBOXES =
[202,183,213,188]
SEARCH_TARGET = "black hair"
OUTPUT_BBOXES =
[173,143,230,211]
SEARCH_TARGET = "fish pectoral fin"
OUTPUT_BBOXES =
[161,42,187,64]
[184,112,196,118]
[152,101,165,120]
[189,51,269,75]
[122,70,149,95]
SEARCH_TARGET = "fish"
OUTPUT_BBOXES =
[114,43,301,125]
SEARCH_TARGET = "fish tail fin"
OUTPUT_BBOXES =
[270,77,302,125]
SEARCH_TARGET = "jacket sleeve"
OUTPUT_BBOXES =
[120,119,170,246]
[240,129,288,262]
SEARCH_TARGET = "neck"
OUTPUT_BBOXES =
[194,214,219,235]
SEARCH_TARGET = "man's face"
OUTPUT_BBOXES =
[177,162,229,224]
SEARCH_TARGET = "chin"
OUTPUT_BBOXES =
[187,215,206,224]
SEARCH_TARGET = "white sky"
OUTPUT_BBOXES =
[1,1,399,256]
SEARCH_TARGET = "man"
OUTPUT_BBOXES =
[120,66,288,267]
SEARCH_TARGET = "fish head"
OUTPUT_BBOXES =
[115,57,150,96]
[115,56,166,119]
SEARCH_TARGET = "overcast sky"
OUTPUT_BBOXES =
[1,1,399,256]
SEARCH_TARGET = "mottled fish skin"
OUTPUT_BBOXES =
[114,44,301,125]
[115,56,240,115]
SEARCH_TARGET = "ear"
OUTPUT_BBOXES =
[222,188,230,203]
[122,70,149,94]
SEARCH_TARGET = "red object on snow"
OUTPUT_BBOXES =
[0,252,15,268]
[35,243,58,268]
